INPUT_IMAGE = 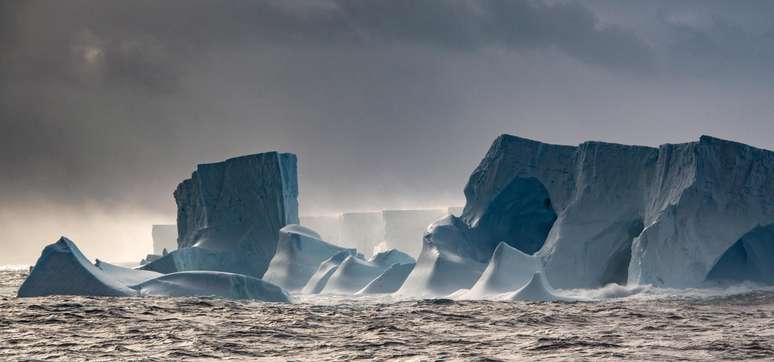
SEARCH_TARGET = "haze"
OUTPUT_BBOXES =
[2,0,774,264]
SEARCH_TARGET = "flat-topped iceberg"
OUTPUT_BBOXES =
[143,152,299,278]
[263,224,356,291]
[18,237,290,302]
[400,134,774,295]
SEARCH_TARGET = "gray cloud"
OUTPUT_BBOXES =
[2,0,774,263]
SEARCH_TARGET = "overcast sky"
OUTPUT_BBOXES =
[3,0,774,263]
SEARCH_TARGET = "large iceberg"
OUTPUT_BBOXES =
[401,134,774,295]
[19,237,290,302]
[151,224,178,255]
[263,224,355,291]
[143,152,299,278]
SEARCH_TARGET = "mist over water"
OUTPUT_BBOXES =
[3,267,774,360]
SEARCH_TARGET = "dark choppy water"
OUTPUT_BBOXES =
[2,268,774,361]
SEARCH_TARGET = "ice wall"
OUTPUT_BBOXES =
[380,209,449,257]
[339,212,384,255]
[144,152,299,278]
[299,215,340,244]
[151,224,177,255]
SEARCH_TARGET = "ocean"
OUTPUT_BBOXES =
[2,266,774,361]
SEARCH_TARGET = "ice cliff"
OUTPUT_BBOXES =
[143,152,298,278]
[379,209,449,257]
[151,224,177,255]
[401,134,774,295]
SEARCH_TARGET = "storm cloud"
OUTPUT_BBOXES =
[2,0,774,263]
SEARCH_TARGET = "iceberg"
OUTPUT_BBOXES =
[263,224,356,291]
[19,237,290,302]
[18,237,137,297]
[143,152,299,278]
[151,224,178,255]
[402,134,774,294]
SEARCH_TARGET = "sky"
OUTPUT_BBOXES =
[3,0,774,264]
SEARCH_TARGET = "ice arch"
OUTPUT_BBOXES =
[706,224,774,285]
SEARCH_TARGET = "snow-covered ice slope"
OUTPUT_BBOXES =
[320,249,414,295]
[95,260,161,286]
[143,152,299,278]
[18,237,136,297]
[397,216,487,297]
[132,271,290,302]
[151,224,177,255]
[302,251,356,294]
[505,272,568,302]
[263,225,356,291]
[463,243,541,299]
[380,209,449,258]
[355,262,415,295]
